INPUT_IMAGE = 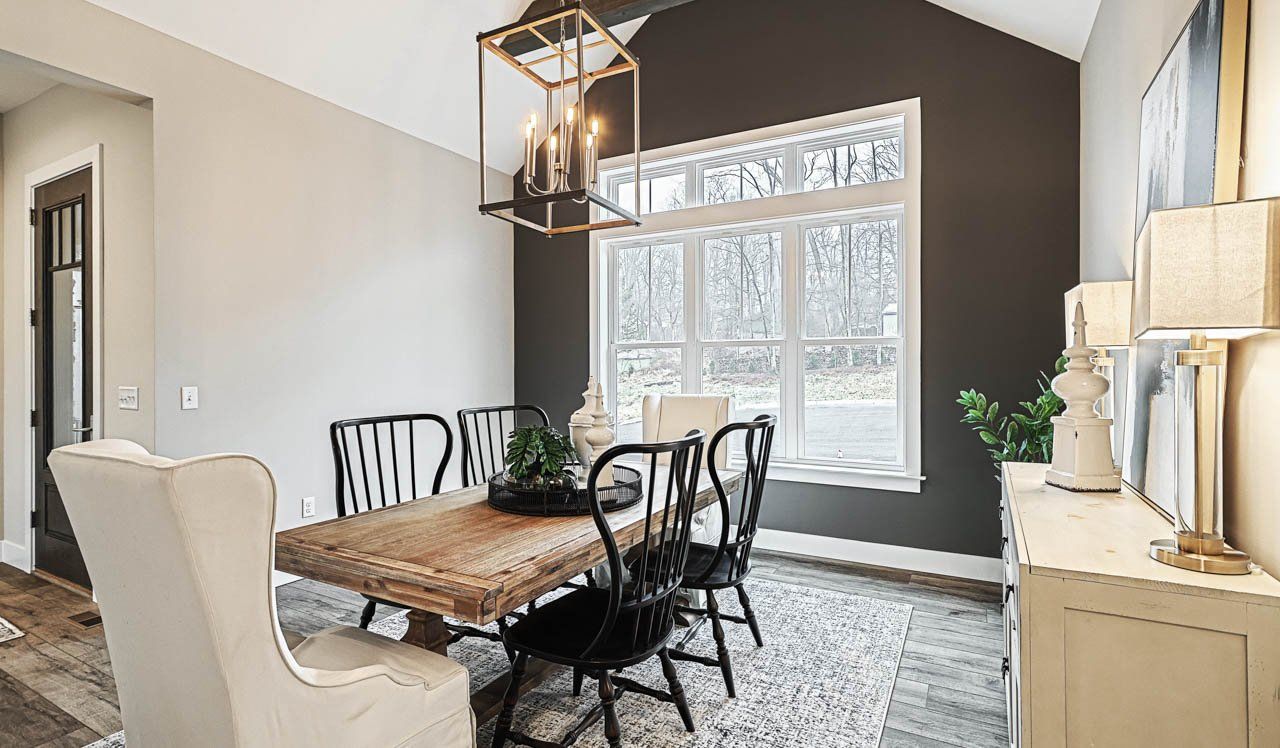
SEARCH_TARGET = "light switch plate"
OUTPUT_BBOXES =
[180,386,199,410]
[118,386,139,411]
[301,496,316,518]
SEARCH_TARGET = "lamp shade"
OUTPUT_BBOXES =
[1064,281,1132,348]
[1134,197,1280,339]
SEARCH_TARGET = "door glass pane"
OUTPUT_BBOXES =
[615,243,683,343]
[804,344,898,464]
[615,347,682,444]
[703,231,782,340]
[702,346,781,454]
[50,267,86,449]
[802,135,902,191]
[804,218,900,338]
[61,206,74,265]
[73,202,84,262]
[703,156,783,204]
[49,210,61,266]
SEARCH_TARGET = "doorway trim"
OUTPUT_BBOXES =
[6,145,104,574]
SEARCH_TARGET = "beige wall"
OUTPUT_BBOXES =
[0,115,5,527]
[0,0,514,564]
[1081,0,1280,570]
[1,84,154,556]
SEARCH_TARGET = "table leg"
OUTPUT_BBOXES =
[401,608,450,655]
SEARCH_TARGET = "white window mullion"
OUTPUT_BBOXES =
[684,236,700,394]
[782,222,802,461]
[784,143,801,195]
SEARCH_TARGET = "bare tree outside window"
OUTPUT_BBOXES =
[703,156,784,205]
[804,219,899,338]
[601,108,916,474]
[803,136,901,191]
[616,243,684,343]
[614,172,686,216]
[703,231,783,341]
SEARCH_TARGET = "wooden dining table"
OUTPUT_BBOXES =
[275,463,740,722]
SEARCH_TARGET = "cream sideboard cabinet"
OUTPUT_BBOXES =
[1000,462,1280,747]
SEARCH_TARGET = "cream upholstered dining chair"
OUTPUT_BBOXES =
[48,439,475,748]
[641,393,731,547]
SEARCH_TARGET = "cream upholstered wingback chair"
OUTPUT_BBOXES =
[48,439,475,748]
[641,394,731,543]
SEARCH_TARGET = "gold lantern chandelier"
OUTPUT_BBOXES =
[477,1,641,236]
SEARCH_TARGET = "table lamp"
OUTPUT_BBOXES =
[1134,197,1280,574]
[1064,281,1133,470]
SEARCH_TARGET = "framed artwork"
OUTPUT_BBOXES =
[1124,0,1248,517]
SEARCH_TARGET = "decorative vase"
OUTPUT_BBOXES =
[584,378,615,487]
[569,377,597,467]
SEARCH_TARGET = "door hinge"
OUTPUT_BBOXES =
[31,510,38,529]
[30,409,38,428]
[29,309,37,327]
[29,208,37,226]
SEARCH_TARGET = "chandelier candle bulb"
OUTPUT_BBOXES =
[589,119,601,187]
[586,133,596,189]
[564,106,575,173]
[524,116,537,180]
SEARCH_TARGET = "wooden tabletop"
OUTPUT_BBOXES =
[275,464,740,624]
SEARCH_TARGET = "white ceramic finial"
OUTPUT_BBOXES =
[585,378,615,486]
[1045,302,1120,492]
[568,376,597,467]
[1053,302,1109,418]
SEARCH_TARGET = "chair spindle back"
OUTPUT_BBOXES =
[457,404,550,487]
[585,430,706,658]
[701,414,776,583]
[329,414,452,517]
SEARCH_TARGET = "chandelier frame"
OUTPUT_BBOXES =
[477,1,641,236]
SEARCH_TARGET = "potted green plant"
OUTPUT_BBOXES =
[504,425,579,490]
[957,356,1067,474]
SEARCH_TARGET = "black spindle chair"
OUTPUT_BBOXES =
[456,404,550,487]
[329,413,501,647]
[459,404,597,600]
[493,430,707,748]
[665,414,776,697]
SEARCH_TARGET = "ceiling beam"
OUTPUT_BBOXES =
[500,0,694,58]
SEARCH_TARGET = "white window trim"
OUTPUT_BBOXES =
[589,98,923,493]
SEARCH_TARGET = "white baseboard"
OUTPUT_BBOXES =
[754,528,1003,583]
[1,540,31,573]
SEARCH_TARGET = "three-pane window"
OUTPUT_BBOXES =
[596,107,918,483]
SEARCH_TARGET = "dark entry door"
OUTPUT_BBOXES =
[33,167,94,590]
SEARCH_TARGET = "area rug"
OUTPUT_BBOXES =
[0,615,24,643]
[87,578,910,747]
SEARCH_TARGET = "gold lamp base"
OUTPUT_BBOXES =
[1149,538,1253,575]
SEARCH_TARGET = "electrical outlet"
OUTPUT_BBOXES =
[117,386,139,411]
[301,496,316,518]
[181,386,199,410]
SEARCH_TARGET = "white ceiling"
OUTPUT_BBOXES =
[926,0,1102,60]
[81,0,1100,171]
[0,61,58,113]
[84,0,643,173]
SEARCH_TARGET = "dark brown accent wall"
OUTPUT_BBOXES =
[514,0,1079,558]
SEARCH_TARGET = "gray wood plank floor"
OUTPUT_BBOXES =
[0,550,1005,747]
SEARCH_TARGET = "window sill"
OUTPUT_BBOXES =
[611,455,924,493]
[737,459,925,493]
